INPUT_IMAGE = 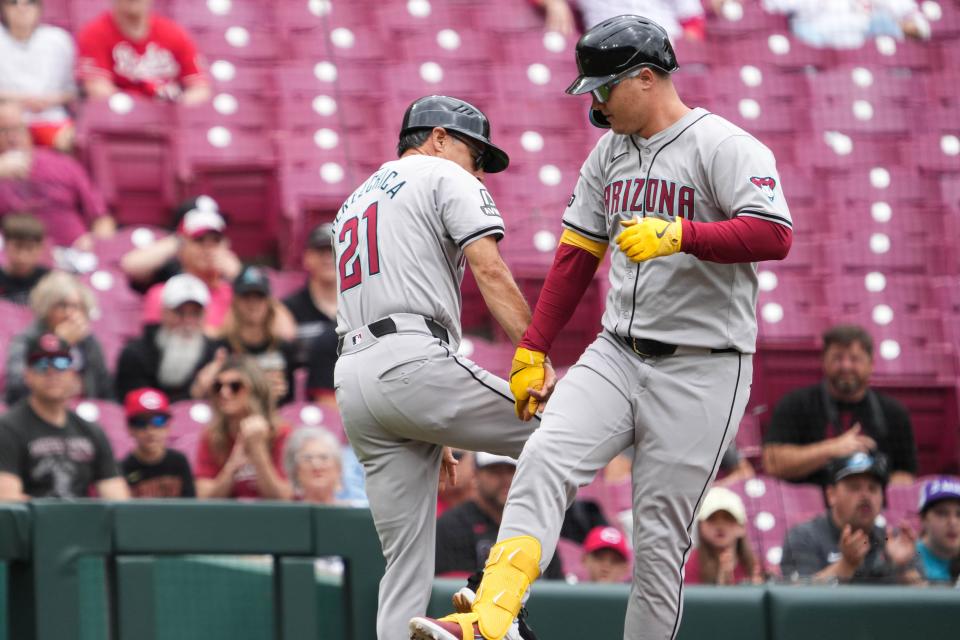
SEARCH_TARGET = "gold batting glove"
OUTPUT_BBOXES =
[509,347,546,419]
[615,216,682,262]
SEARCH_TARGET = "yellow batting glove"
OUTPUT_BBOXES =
[509,347,546,419]
[615,216,682,262]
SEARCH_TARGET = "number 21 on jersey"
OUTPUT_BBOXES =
[338,202,380,292]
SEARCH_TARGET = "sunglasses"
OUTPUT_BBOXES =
[129,414,170,430]
[591,67,646,104]
[449,132,487,171]
[213,379,246,395]
[30,356,72,372]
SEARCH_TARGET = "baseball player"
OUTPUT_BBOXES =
[332,95,555,640]
[410,16,793,640]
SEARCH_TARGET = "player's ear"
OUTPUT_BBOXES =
[431,127,448,151]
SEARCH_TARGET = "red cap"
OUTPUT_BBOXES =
[583,526,630,560]
[124,388,171,419]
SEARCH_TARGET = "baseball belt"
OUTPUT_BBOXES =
[337,315,449,355]
[619,334,739,358]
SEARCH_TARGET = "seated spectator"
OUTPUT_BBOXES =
[218,266,297,406]
[116,273,221,402]
[194,356,292,500]
[0,0,77,151]
[762,0,930,49]
[120,387,195,498]
[120,195,240,294]
[0,212,49,304]
[763,325,916,487]
[283,223,338,401]
[685,487,763,585]
[531,1,737,40]
[715,442,756,487]
[5,271,111,404]
[916,477,960,584]
[76,0,211,105]
[779,452,920,584]
[438,450,476,517]
[436,453,565,579]
[284,426,351,504]
[0,333,128,499]
[0,100,116,248]
[582,526,631,583]
[140,207,234,332]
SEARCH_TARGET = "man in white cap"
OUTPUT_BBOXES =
[116,273,223,401]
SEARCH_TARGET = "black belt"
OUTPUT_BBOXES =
[620,335,739,358]
[337,316,449,355]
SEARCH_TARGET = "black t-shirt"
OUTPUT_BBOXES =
[283,286,338,383]
[0,266,50,305]
[764,383,917,485]
[436,501,565,580]
[120,449,196,498]
[116,325,219,402]
[0,401,119,498]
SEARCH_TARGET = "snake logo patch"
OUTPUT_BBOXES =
[750,176,777,202]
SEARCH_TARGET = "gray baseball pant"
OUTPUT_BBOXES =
[334,315,538,640]
[497,332,752,640]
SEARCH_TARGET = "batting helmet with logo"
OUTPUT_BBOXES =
[399,95,510,173]
[565,15,679,128]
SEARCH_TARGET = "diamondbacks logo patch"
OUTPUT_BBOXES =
[478,188,500,217]
[750,176,777,202]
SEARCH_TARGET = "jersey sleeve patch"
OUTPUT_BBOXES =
[749,176,777,202]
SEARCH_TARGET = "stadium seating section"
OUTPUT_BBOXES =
[2,0,959,579]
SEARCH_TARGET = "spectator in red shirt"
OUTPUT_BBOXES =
[194,355,292,500]
[684,487,764,585]
[76,0,211,105]
[0,100,116,248]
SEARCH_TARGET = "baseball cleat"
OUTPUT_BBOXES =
[409,616,483,640]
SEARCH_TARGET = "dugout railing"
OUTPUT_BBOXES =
[1,501,957,640]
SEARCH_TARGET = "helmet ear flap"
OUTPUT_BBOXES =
[589,109,611,129]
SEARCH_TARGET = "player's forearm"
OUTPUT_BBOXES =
[680,215,791,263]
[476,262,532,346]
[762,441,837,479]
[519,242,601,353]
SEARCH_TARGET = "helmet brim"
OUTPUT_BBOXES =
[565,73,617,96]
[456,131,510,174]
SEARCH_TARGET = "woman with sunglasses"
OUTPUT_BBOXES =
[194,356,292,499]
[5,271,112,405]
[216,265,297,406]
[119,387,195,498]
[0,0,77,151]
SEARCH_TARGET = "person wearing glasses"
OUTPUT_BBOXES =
[119,388,195,498]
[0,0,77,151]
[414,16,792,640]
[115,273,222,402]
[194,356,292,500]
[282,426,351,505]
[0,333,129,500]
[5,271,112,405]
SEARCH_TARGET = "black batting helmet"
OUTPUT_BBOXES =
[400,95,510,173]
[566,15,679,128]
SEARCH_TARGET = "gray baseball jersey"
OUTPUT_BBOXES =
[333,154,505,348]
[562,107,793,353]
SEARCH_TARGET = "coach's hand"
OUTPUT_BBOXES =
[510,347,556,420]
[616,216,682,262]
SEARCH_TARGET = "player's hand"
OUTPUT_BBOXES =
[615,216,682,262]
[439,447,459,493]
[510,347,546,421]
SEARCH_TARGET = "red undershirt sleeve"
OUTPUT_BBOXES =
[680,215,792,264]
[518,243,600,354]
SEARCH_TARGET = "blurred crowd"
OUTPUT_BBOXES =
[0,0,956,591]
